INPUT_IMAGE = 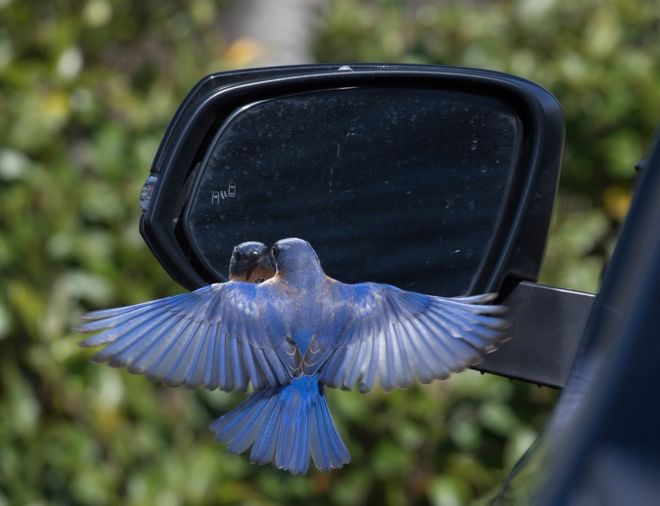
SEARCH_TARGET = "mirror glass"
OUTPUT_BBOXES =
[183,87,521,295]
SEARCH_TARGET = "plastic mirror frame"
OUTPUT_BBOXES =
[140,64,564,293]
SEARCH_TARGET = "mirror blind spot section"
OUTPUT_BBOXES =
[183,87,521,295]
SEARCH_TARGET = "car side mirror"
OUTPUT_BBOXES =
[139,64,594,387]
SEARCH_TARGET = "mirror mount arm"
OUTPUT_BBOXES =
[474,282,595,388]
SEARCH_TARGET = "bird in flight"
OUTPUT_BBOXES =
[78,238,509,475]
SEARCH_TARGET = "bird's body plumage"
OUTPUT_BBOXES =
[78,238,509,474]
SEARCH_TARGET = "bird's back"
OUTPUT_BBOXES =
[266,276,347,358]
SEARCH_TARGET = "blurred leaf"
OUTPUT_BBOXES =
[479,402,520,437]
[1,364,41,436]
[428,475,470,506]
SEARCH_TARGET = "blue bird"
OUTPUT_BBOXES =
[78,238,509,475]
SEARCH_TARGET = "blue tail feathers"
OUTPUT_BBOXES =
[209,375,350,475]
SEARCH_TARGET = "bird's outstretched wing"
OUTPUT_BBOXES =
[77,283,295,391]
[311,283,509,392]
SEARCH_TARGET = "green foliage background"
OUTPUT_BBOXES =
[0,1,657,504]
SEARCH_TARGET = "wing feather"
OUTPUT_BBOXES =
[78,283,292,391]
[316,283,509,392]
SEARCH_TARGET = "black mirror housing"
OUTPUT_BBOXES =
[140,64,564,294]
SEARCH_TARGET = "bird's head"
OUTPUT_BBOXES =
[229,241,275,283]
[270,238,323,281]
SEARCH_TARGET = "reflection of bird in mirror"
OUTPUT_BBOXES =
[78,238,509,475]
[228,241,275,283]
